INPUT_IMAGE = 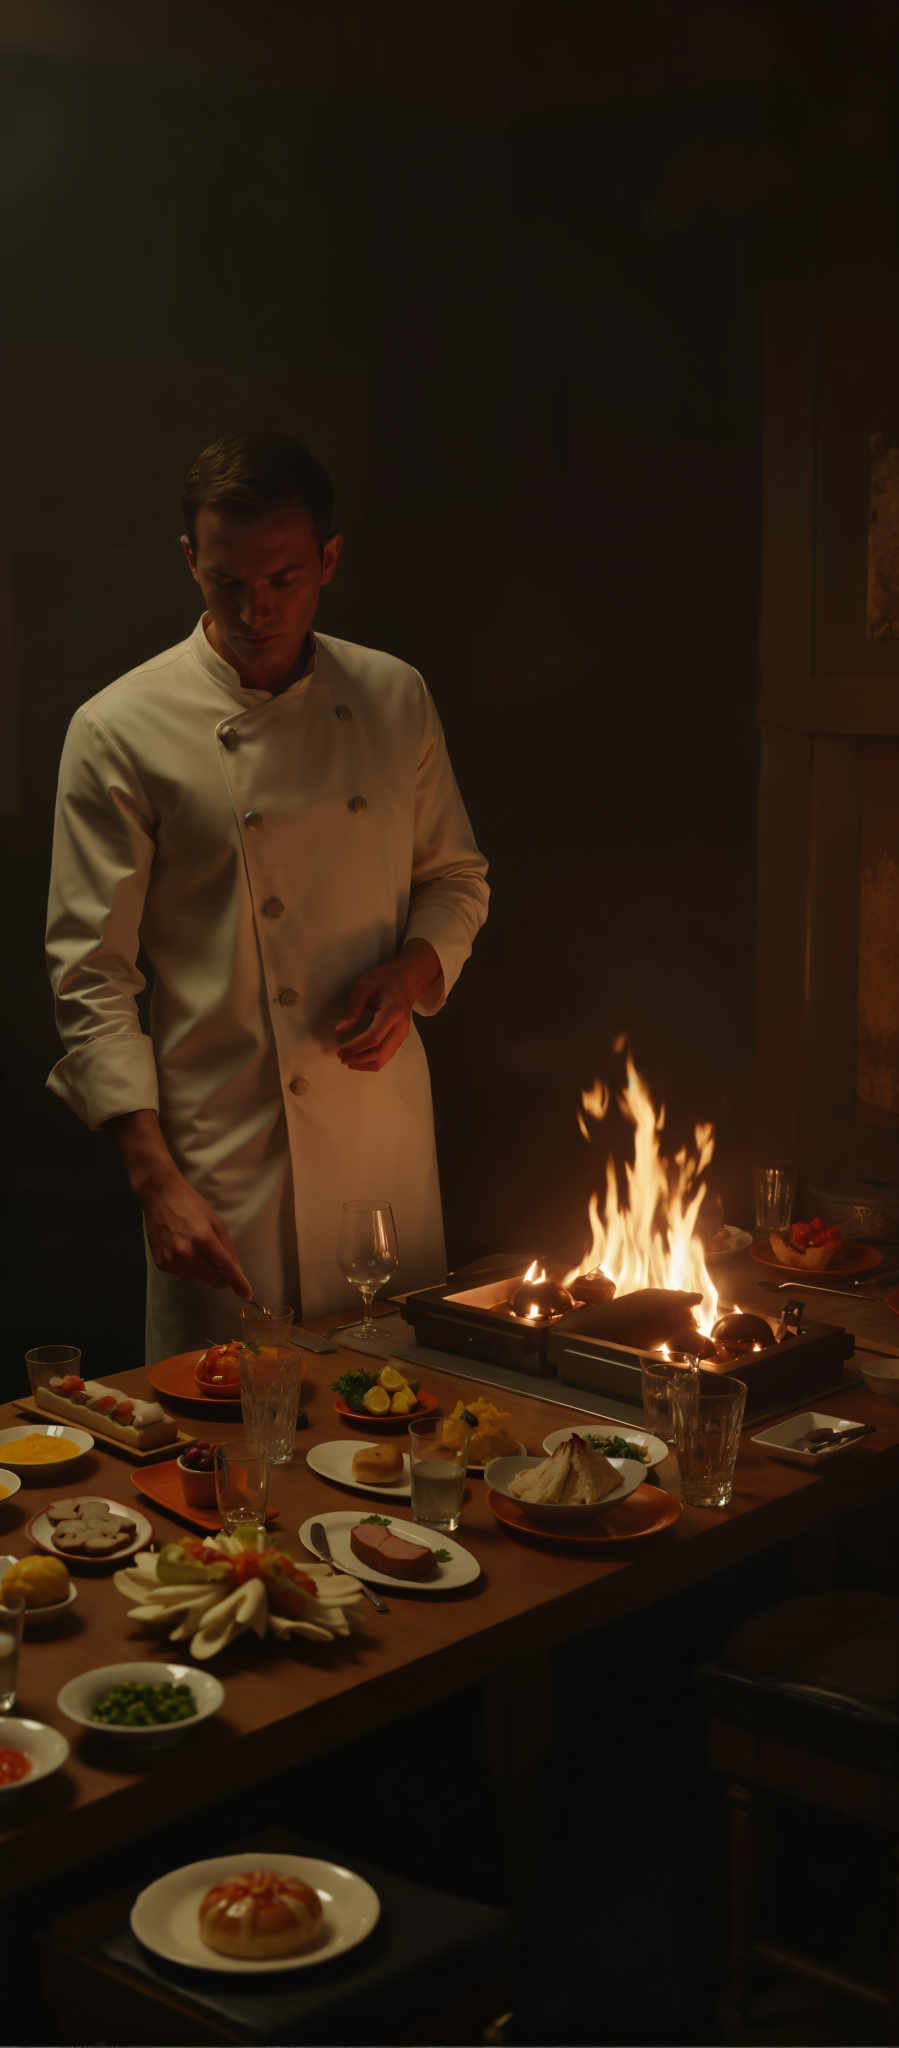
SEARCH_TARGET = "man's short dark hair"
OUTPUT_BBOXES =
[182,432,335,551]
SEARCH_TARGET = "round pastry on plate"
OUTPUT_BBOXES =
[198,1870,324,1958]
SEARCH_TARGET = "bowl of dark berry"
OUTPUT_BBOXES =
[177,1441,218,1508]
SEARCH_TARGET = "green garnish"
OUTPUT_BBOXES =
[584,1432,648,1463]
[361,1514,392,1526]
[330,1369,379,1412]
[460,1408,478,1428]
[433,1548,451,1563]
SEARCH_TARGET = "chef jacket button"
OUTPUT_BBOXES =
[244,810,262,828]
[277,987,298,1007]
[335,703,353,721]
[220,729,239,751]
[262,897,284,919]
[347,794,367,813]
[289,1075,310,1096]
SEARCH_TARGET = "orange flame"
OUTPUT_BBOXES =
[562,1049,719,1337]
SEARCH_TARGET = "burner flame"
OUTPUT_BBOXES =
[562,1045,719,1338]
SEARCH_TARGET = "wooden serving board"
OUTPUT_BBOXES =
[13,1396,192,1464]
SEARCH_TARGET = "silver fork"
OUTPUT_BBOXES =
[308,1520,388,1615]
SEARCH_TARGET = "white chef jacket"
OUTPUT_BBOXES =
[46,618,489,1361]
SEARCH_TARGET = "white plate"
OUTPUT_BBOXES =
[305,1438,412,1499]
[27,1496,153,1568]
[541,1422,667,1469]
[131,1851,380,1973]
[751,1410,872,1468]
[0,1424,94,1475]
[484,1453,646,1517]
[0,1716,69,1798]
[58,1660,224,1745]
[298,1510,480,1592]
[0,1554,78,1626]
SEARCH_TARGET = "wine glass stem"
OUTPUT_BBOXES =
[358,1286,377,1336]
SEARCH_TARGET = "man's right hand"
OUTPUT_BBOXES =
[105,1109,252,1297]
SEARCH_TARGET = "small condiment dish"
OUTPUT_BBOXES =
[856,1356,899,1405]
[57,1660,224,1746]
[0,1716,70,1797]
[751,1411,873,1467]
[0,1424,94,1476]
[176,1452,218,1509]
[0,1469,22,1510]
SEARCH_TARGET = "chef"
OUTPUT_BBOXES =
[45,432,489,1362]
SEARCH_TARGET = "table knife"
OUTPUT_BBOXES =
[308,1520,388,1614]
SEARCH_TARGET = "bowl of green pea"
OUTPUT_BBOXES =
[57,1662,224,1746]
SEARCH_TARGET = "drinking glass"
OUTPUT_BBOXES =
[239,1302,295,1349]
[25,1345,82,1400]
[238,1339,303,1465]
[753,1162,796,1235]
[336,1200,399,1339]
[671,1372,747,1509]
[0,1593,25,1712]
[214,1444,269,1533]
[641,1354,701,1446]
[407,1413,469,1534]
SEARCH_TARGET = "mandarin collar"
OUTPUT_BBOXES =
[189,616,318,705]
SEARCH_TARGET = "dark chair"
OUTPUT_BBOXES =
[701,1589,899,2039]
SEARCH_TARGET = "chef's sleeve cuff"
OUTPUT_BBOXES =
[46,1036,160,1131]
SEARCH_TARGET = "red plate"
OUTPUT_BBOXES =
[334,1389,439,1428]
[147,1351,242,1406]
[130,1460,279,1533]
[750,1240,882,1276]
[486,1482,681,1547]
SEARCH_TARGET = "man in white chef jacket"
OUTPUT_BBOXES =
[45,432,489,1362]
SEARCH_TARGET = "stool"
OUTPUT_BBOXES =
[38,1828,515,2046]
[701,1589,899,2039]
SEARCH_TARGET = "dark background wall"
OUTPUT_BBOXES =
[2,1,894,1375]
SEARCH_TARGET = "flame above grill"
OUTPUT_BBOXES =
[561,1044,719,1338]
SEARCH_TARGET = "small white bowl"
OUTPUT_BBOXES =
[0,1424,94,1476]
[857,1357,899,1404]
[57,1661,224,1746]
[0,1470,22,1509]
[484,1452,646,1522]
[0,1716,70,1797]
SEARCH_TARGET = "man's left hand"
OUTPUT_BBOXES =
[336,941,443,1071]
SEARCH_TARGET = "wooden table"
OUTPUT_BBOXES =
[2,1318,898,1901]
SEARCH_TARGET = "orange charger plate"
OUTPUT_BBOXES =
[334,1389,439,1428]
[131,1459,278,1533]
[486,1481,681,1547]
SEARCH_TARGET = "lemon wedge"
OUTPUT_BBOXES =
[363,1385,391,1415]
[390,1385,418,1414]
[378,1364,408,1392]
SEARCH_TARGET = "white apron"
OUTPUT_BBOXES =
[46,620,489,1361]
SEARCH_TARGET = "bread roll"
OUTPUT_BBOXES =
[198,1870,323,1958]
[352,1441,404,1485]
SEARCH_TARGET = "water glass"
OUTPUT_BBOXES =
[238,1342,303,1465]
[0,1592,25,1712]
[214,1445,269,1533]
[671,1372,747,1509]
[25,1344,82,1398]
[641,1354,701,1446]
[407,1414,469,1535]
[752,1161,796,1234]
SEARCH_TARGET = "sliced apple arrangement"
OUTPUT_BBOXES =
[769,1218,845,1270]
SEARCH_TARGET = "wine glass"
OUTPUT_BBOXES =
[336,1200,399,1339]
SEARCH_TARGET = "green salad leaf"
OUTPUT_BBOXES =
[585,1432,648,1463]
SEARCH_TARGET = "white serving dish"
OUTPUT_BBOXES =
[751,1410,873,1468]
[57,1660,224,1745]
[0,1470,22,1509]
[856,1356,899,1404]
[27,1496,153,1568]
[0,1424,94,1476]
[305,1438,412,1499]
[131,1851,379,1973]
[0,1717,69,1797]
[298,1511,480,1592]
[484,1452,646,1520]
[541,1422,667,1469]
[0,1554,78,1626]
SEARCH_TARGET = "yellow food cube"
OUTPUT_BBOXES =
[363,1385,391,1415]
[2,1554,71,1607]
[390,1385,418,1414]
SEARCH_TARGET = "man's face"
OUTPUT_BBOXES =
[182,503,342,690]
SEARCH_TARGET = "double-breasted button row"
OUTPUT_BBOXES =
[278,987,298,1007]
[220,729,239,751]
[347,794,367,813]
[289,1075,310,1096]
[244,809,262,828]
[262,897,284,919]
[335,703,353,722]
